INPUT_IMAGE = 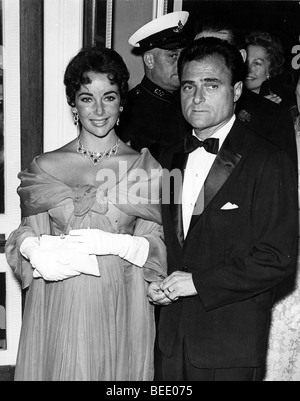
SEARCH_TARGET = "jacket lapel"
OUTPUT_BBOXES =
[168,151,188,247]
[189,124,243,231]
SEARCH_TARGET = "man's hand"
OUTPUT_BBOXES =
[147,281,173,306]
[161,271,198,301]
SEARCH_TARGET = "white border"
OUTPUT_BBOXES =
[44,0,84,152]
[153,0,166,18]
[153,0,182,18]
[0,0,22,366]
[105,0,113,48]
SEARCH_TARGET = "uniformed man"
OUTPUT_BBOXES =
[117,11,191,161]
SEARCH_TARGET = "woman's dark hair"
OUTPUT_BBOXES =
[178,37,246,85]
[245,31,285,78]
[64,47,130,106]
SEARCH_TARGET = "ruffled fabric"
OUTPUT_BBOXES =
[265,136,300,381]
[265,245,300,381]
[18,148,162,224]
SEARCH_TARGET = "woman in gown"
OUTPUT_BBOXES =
[5,47,167,381]
[264,75,300,381]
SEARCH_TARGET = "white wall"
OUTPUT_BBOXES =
[0,0,22,366]
[43,0,84,152]
[113,0,153,90]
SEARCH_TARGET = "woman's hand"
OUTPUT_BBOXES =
[147,281,173,306]
[20,236,100,281]
[264,92,282,105]
[31,250,82,281]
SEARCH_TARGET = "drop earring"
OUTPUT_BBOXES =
[73,112,79,126]
[116,107,124,126]
[73,111,80,139]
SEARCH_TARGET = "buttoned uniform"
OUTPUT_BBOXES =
[117,76,190,161]
[158,118,298,379]
[236,88,298,174]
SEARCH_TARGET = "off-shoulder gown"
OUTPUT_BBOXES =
[6,149,167,381]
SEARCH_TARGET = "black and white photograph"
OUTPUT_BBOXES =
[1,0,300,384]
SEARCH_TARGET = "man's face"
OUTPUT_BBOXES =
[150,48,182,92]
[180,55,242,138]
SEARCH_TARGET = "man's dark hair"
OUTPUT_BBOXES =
[178,37,247,85]
[195,19,245,50]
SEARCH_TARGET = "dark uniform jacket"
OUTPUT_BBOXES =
[117,76,189,160]
[159,120,298,368]
[236,88,298,173]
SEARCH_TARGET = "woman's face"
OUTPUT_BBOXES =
[245,45,271,94]
[73,71,121,139]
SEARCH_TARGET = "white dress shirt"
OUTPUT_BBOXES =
[182,115,236,238]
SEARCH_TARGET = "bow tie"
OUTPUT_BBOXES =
[184,135,219,155]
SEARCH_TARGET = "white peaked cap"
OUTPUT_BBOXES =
[129,11,190,52]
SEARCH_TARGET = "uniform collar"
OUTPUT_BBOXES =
[141,76,179,103]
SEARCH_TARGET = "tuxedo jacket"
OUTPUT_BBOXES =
[159,120,298,368]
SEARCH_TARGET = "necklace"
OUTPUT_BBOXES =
[77,138,120,166]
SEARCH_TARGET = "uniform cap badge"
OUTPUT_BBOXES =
[173,21,184,34]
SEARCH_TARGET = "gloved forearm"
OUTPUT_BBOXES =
[68,229,150,267]
[115,234,149,267]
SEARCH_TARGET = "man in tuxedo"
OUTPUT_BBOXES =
[148,37,298,381]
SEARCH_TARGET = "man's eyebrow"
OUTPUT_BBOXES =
[181,78,222,85]
[203,78,222,83]
[167,49,180,53]
[181,80,195,86]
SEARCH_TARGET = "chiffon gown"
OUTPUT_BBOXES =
[6,149,167,381]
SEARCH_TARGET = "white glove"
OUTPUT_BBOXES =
[20,236,81,281]
[68,229,149,268]
[32,250,82,281]
[20,236,40,260]
[20,236,100,282]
